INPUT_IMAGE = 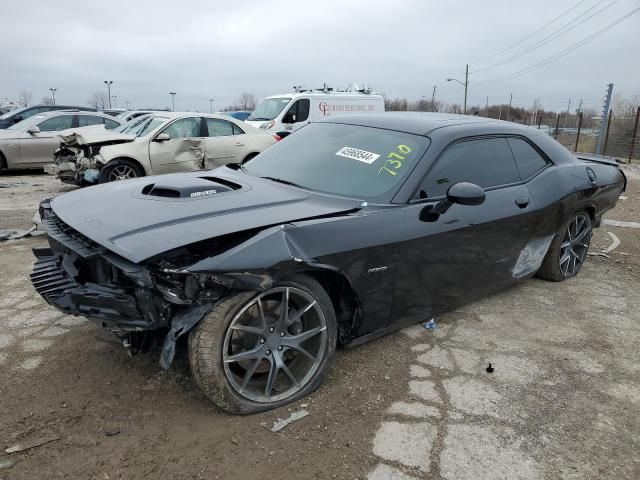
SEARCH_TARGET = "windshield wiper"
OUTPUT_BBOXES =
[260,176,305,188]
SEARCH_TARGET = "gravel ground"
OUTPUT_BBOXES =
[0,169,638,479]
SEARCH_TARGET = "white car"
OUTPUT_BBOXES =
[50,112,279,184]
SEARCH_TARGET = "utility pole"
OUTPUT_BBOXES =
[209,98,214,113]
[49,88,57,105]
[498,105,502,120]
[563,98,571,129]
[104,81,113,109]
[485,96,489,117]
[169,92,176,111]
[446,64,469,114]
[431,85,436,111]
[576,98,583,127]
[596,83,613,155]
[506,93,513,121]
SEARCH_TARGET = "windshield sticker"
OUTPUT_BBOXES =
[378,144,413,176]
[336,147,380,164]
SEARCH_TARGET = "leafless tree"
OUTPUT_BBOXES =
[238,93,257,110]
[41,97,54,106]
[18,90,33,107]
[88,91,110,109]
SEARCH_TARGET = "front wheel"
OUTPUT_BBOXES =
[99,159,144,183]
[537,211,592,281]
[188,274,337,414]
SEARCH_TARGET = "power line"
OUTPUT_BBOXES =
[473,0,590,64]
[474,6,640,84]
[472,0,618,74]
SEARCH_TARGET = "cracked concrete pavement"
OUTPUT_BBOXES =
[0,169,639,479]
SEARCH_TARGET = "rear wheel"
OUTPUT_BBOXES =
[188,274,337,414]
[537,211,592,281]
[98,159,144,183]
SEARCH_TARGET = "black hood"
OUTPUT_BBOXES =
[50,167,361,263]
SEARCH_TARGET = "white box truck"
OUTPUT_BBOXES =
[246,88,385,138]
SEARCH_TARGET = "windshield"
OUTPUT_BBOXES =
[118,115,167,137]
[247,97,291,121]
[6,114,44,130]
[0,106,31,120]
[244,123,430,202]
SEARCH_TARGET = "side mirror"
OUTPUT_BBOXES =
[27,125,40,134]
[420,182,485,222]
[154,133,170,142]
[446,182,486,206]
[282,112,296,124]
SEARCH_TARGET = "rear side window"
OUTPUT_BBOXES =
[419,137,520,198]
[232,123,245,135]
[507,138,548,179]
[37,115,74,132]
[77,115,104,127]
[206,118,235,137]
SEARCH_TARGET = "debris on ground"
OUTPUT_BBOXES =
[104,430,120,437]
[4,435,60,453]
[0,457,16,470]
[587,252,611,258]
[486,363,494,373]
[422,318,436,329]
[270,410,309,432]
[0,212,46,241]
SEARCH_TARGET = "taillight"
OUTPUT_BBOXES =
[273,134,282,141]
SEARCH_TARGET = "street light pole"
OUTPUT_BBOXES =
[209,98,214,113]
[446,64,469,114]
[169,92,176,111]
[49,88,57,105]
[112,96,117,108]
[104,81,113,109]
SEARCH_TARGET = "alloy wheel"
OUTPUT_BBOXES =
[559,213,591,278]
[108,165,138,181]
[222,287,328,403]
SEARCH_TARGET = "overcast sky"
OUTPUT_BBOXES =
[1,0,638,113]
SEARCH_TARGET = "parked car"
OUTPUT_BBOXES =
[0,111,121,170]
[100,108,127,117]
[115,110,167,123]
[246,88,384,138]
[225,111,252,121]
[0,104,97,129]
[31,113,625,413]
[48,112,278,184]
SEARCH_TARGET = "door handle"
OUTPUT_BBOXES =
[234,142,244,147]
[515,197,530,208]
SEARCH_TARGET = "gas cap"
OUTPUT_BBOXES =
[586,167,597,184]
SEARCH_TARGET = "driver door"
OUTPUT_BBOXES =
[391,137,535,325]
[148,116,205,174]
[281,99,310,133]
[19,114,75,167]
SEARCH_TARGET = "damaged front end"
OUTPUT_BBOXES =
[30,201,272,368]
[47,131,135,185]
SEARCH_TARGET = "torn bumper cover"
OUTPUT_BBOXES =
[29,203,222,367]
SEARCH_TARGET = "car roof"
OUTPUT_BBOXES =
[33,110,112,118]
[317,112,535,136]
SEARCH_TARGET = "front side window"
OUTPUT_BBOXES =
[37,115,74,132]
[419,137,520,198]
[284,99,310,122]
[244,123,430,202]
[206,118,235,137]
[507,138,548,179]
[162,117,202,139]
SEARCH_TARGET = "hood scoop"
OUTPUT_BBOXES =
[140,176,242,200]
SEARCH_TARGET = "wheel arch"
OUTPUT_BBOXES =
[0,150,7,169]
[300,267,362,346]
[104,156,147,176]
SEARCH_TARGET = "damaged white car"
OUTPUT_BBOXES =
[49,112,279,185]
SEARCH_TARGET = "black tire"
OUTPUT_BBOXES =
[0,151,7,170]
[242,152,258,164]
[188,274,337,414]
[536,210,592,281]
[98,159,144,183]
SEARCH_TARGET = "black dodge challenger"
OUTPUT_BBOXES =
[31,113,626,413]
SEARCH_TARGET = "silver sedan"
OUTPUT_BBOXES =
[0,110,121,170]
